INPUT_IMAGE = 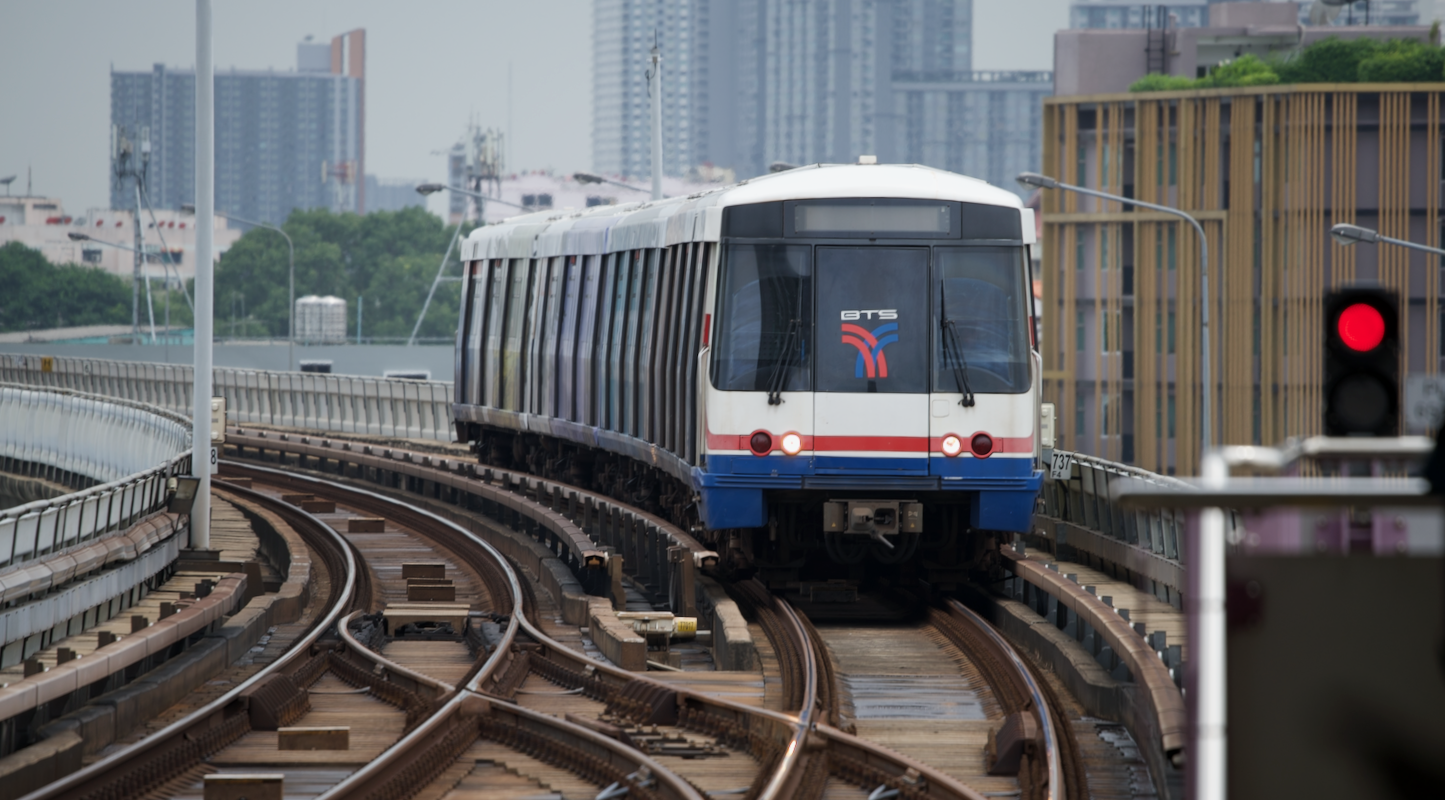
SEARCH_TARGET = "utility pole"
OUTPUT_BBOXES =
[113,124,151,341]
[192,0,215,551]
[649,34,663,202]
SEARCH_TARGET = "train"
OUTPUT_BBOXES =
[452,162,1043,580]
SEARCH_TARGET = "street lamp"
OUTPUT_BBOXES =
[183,203,295,371]
[1017,171,1214,452]
[1330,222,1445,257]
[572,171,652,195]
[414,182,534,212]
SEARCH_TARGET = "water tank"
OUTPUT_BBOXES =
[295,295,348,344]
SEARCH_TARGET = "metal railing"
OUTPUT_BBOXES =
[0,354,456,442]
[0,384,191,569]
[1041,449,1195,563]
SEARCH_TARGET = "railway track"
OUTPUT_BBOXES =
[20,447,1058,800]
[213,429,1094,800]
[15,426,1125,799]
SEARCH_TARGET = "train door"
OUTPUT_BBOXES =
[813,246,930,473]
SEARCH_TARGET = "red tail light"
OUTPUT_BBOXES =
[749,431,773,456]
[970,433,994,458]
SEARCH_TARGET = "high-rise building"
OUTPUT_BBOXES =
[1070,1,1209,30]
[110,30,366,227]
[592,0,1050,197]
[1041,3,1437,474]
[1068,1,1421,31]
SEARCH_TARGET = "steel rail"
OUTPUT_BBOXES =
[947,599,1063,800]
[286,465,703,800]
[19,480,360,800]
[335,609,458,694]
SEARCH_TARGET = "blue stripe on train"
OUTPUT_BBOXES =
[694,455,1042,532]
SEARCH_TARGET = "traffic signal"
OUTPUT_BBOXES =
[1324,286,1399,436]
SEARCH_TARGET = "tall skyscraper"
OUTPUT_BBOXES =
[110,30,365,226]
[592,1,1049,198]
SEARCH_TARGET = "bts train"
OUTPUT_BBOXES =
[452,162,1042,579]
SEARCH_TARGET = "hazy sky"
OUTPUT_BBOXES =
[0,0,1070,217]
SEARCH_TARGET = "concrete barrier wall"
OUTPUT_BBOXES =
[0,354,455,442]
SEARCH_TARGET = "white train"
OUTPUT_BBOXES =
[453,163,1042,574]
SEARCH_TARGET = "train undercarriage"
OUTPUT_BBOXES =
[465,424,1013,589]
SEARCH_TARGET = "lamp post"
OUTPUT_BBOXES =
[1017,171,1214,452]
[183,204,294,370]
[1330,222,1445,258]
[1018,171,1219,800]
[415,182,535,213]
[573,171,651,195]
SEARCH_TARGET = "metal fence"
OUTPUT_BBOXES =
[0,354,456,442]
[1041,449,1195,562]
[0,384,191,569]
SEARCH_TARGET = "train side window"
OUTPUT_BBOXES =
[465,260,490,406]
[606,252,634,432]
[558,256,584,422]
[522,257,549,414]
[653,247,680,446]
[637,249,663,442]
[484,259,512,407]
[682,243,712,463]
[501,258,532,411]
[655,245,682,451]
[623,250,648,437]
[540,257,566,417]
[575,254,605,426]
[593,253,619,431]
[668,243,697,454]
[711,244,813,392]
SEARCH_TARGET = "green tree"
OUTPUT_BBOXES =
[1275,37,1381,83]
[213,206,475,341]
[1129,73,1196,93]
[1196,55,1279,88]
[1357,39,1445,82]
[0,242,132,332]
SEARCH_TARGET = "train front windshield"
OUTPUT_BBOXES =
[711,199,1031,395]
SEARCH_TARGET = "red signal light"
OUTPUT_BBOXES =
[749,431,773,456]
[1337,303,1385,352]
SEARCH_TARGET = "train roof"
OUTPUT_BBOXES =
[461,163,1030,261]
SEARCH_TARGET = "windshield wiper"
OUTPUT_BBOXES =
[766,318,802,405]
[940,285,976,407]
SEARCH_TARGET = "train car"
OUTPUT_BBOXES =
[453,163,1043,577]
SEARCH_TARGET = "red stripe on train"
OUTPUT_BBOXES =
[705,430,1032,454]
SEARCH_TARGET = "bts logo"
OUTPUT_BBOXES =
[841,322,899,379]
[840,309,898,321]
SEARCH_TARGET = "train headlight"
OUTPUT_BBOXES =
[749,431,773,456]
[941,435,963,457]
[971,433,994,458]
[781,433,803,456]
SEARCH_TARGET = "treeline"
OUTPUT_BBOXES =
[1131,34,1445,92]
[215,206,475,341]
[0,241,161,333]
[0,206,476,339]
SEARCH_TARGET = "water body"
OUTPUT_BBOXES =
[0,342,455,383]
